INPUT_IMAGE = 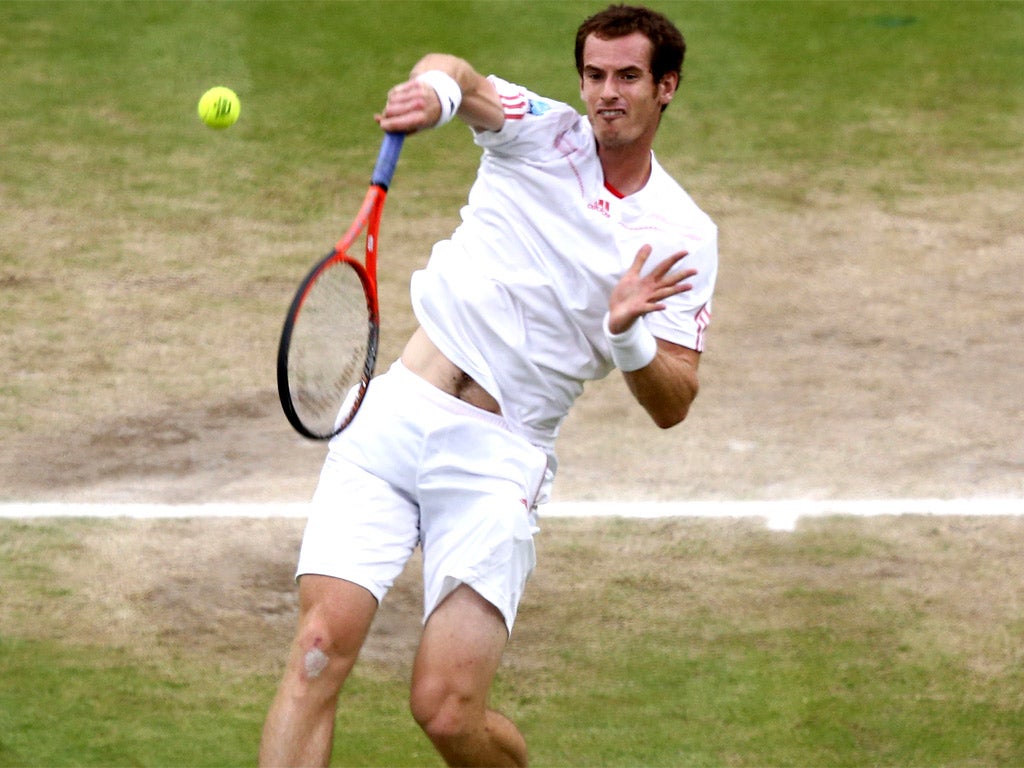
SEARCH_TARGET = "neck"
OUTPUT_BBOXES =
[597,142,653,197]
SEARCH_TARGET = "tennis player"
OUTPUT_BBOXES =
[260,5,717,766]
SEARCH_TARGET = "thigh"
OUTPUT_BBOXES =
[411,584,509,706]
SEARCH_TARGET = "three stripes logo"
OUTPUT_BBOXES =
[587,198,611,218]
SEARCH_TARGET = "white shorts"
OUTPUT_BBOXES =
[296,361,549,634]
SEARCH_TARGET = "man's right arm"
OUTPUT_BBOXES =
[376,53,504,134]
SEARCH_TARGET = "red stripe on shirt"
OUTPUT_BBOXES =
[500,92,529,120]
[694,303,711,352]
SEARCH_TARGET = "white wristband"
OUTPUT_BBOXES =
[603,312,658,372]
[415,70,462,128]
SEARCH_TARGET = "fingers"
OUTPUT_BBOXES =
[375,79,439,133]
[664,268,698,292]
[631,245,690,274]
[651,248,691,277]
[629,244,654,272]
[631,245,696,290]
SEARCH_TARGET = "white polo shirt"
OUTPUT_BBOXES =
[411,75,718,464]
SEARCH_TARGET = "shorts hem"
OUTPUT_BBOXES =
[426,574,518,637]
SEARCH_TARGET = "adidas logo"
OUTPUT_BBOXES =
[587,198,611,218]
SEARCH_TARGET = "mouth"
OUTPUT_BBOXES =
[597,108,626,120]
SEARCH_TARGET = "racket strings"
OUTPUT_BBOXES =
[287,260,375,436]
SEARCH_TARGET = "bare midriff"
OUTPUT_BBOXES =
[400,327,502,414]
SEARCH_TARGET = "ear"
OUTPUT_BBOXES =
[657,71,679,106]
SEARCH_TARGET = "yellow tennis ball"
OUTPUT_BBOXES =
[198,86,240,129]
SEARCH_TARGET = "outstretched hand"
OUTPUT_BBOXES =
[607,245,696,335]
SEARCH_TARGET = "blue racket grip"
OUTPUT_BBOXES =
[371,132,405,190]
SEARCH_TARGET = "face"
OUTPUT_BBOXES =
[579,31,678,151]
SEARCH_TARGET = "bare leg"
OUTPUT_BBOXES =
[259,575,378,768]
[409,584,527,767]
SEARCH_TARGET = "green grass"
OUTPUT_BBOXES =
[683,2,1024,205]
[1,630,1015,768]
[2,1,1021,212]
[0,637,270,767]
[0,633,447,767]
[511,518,1024,766]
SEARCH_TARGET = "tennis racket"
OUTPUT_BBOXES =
[276,131,404,440]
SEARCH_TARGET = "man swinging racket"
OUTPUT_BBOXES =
[260,5,717,766]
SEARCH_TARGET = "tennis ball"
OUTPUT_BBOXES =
[198,86,240,129]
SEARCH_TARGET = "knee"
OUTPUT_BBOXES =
[409,676,478,744]
[289,612,360,691]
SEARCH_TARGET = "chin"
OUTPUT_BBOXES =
[595,131,631,150]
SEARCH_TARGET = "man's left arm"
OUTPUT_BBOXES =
[606,245,702,429]
[622,340,699,428]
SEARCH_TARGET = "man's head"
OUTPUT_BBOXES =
[576,5,685,153]
[575,4,686,99]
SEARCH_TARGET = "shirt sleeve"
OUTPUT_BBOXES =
[473,76,583,157]
[643,230,717,353]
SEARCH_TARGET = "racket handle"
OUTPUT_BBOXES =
[371,132,405,190]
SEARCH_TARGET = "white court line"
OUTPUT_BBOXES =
[548,499,1024,531]
[1,498,1021,531]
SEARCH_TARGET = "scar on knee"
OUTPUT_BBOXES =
[303,646,329,679]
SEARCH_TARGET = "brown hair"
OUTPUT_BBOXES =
[574,4,686,85]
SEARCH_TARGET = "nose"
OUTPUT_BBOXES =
[599,75,619,100]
